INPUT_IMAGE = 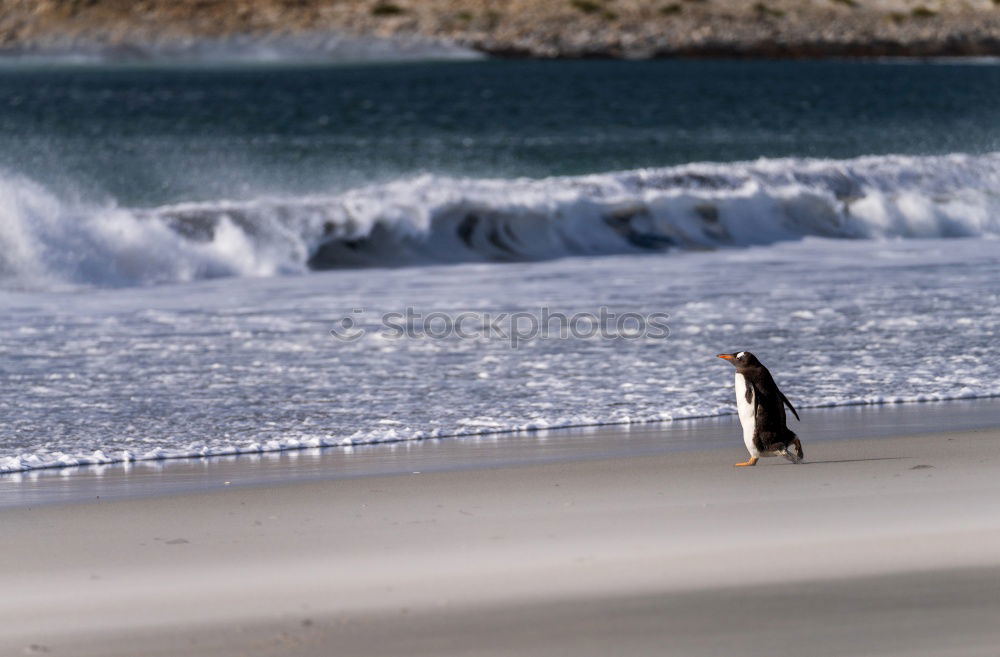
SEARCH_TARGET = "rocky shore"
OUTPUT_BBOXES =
[2,0,1000,60]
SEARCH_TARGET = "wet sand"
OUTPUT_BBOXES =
[2,403,1000,656]
[3,398,997,508]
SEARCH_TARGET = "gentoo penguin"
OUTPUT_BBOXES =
[716,351,803,467]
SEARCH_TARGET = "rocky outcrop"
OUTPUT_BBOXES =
[2,0,1000,59]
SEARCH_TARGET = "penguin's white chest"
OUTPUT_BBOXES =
[734,373,758,455]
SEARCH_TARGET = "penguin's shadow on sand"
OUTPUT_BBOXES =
[801,457,907,465]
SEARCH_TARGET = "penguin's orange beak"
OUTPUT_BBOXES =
[716,354,733,361]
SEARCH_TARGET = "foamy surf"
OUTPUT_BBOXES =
[1,231,998,475]
[1,152,998,289]
[2,391,998,475]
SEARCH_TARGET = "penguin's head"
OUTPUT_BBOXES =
[716,351,760,371]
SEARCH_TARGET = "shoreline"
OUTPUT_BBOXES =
[3,415,1000,656]
[4,364,997,475]
[4,391,999,480]
[3,398,997,508]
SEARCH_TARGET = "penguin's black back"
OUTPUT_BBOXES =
[743,363,799,453]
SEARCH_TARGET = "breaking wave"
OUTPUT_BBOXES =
[2,152,998,289]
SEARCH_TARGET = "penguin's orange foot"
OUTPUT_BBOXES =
[734,457,759,467]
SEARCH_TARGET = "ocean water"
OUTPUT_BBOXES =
[0,60,998,472]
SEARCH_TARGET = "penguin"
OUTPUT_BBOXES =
[716,351,803,467]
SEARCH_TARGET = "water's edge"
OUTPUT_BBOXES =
[3,397,998,509]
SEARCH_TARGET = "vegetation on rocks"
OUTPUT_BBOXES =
[2,0,1000,58]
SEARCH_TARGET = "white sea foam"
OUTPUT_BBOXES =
[0,175,312,289]
[0,231,997,474]
[0,33,482,66]
[1,152,998,289]
[3,390,997,475]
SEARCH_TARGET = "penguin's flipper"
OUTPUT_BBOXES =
[779,390,800,421]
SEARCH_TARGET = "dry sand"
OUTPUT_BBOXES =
[3,412,1000,656]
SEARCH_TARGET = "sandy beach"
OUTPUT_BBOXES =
[3,401,1000,656]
